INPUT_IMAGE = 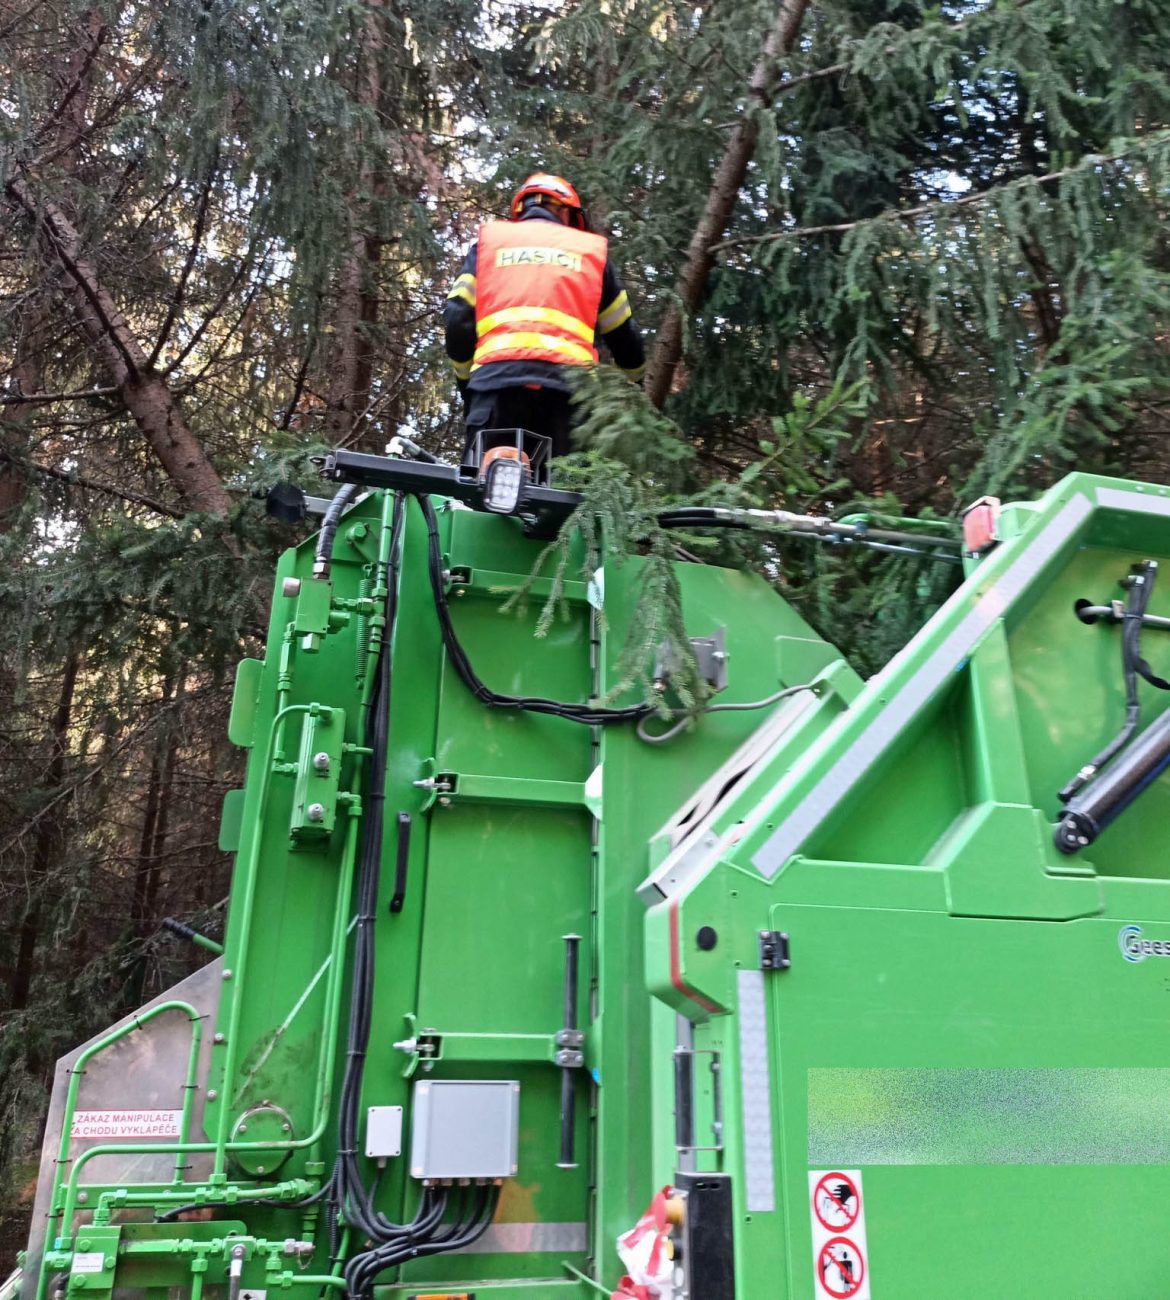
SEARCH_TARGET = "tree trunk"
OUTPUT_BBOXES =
[0,11,105,532]
[4,174,234,514]
[645,0,812,408]
[324,3,386,450]
[0,320,44,534]
[8,655,79,1011]
[126,675,181,1005]
[325,228,382,447]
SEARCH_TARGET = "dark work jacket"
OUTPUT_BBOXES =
[443,206,646,398]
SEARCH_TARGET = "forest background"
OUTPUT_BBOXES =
[3,0,1170,1264]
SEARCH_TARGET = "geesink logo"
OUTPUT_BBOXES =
[1119,924,1170,963]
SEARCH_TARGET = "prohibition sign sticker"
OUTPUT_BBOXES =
[817,1236,865,1299]
[813,1171,860,1233]
[809,1169,870,1298]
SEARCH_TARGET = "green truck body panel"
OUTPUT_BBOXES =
[22,472,1170,1299]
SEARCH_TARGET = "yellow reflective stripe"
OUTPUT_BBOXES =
[476,305,595,346]
[473,332,595,366]
[598,290,631,334]
[450,357,473,380]
[620,362,646,382]
[447,274,477,307]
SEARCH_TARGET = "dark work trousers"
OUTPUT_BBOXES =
[463,386,575,462]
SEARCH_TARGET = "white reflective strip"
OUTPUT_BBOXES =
[738,971,776,1212]
[453,1221,587,1254]
[1097,486,1170,517]
[750,492,1093,877]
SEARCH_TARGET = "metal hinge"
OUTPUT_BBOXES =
[759,930,791,971]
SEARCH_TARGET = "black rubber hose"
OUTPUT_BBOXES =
[314,482,360,577]
[1059,563,1161,803]
[417,494,651,726]
[345,1186,500,1299]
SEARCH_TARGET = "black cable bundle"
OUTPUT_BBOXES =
[161,493,499,1290]
[323,494,498,1296]
[417,493,652,726]
[343,1183,501,1299]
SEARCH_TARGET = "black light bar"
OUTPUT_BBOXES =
[321,448,582,536]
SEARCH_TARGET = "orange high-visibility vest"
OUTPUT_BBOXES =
[473,221,607,372]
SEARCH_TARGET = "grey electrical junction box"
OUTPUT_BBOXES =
[409,1079,520,1180]
[365,1105,403,1159]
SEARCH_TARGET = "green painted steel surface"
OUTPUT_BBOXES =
[651,473,1170,1298]
[26,470,1170,1300]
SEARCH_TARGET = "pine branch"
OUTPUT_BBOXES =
[0,386,117,405]
[147,156,219,369]
[714,132,1170,251]
[0,449,184,518]
[162,236,270,378]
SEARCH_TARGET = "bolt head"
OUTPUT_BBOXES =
[207,1090,218,1101]
[307,802,326,822]
[312,751,331,772]
[282,577,302,598]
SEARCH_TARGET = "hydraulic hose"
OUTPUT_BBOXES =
[313,483,360,579]
[417,493,653,726]
[1058,562,1170,804]
[656,506,963,563]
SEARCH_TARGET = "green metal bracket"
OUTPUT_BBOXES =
[289,706,346,843]
[413,1029,562,1067]
[228,659,264,749]
[219,788,246,853]
[64,1225,121,1298]
[433,770,588,809]
[343,520,377,563]
[449,565,590,605]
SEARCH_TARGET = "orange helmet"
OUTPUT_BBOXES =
[511,172,587,229]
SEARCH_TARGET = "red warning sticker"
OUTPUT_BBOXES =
[809,1169,870,1299]
[812,1171,860,1233]
[817,1236,865,1298]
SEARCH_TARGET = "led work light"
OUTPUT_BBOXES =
[478,445,531,514]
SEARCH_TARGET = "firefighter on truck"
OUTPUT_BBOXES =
[444,173,646,460]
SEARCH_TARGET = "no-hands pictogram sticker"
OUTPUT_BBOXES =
[809,1169,870,1298]
[817,1236,865,1298]
[813,1171,860,1233]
